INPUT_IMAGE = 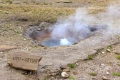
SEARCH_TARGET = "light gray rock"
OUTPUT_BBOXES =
[61,72,69,78]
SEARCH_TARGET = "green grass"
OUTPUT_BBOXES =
[68,63,76,69]
[88,55,93,60]
[116,55,120,60]
[89,72,97,76]
[113,72,120,77]
[69,76,75,80]
[107,45,112,49]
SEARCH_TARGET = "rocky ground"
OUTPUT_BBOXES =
[0,0,120,80]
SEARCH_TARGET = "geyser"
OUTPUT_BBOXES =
[25,8,107,47]
[25,24,103,47]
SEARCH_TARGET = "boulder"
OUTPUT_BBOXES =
[7,51,42,71]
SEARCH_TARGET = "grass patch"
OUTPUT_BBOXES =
[89,72,97,76]
[0,4,75,23]
[106,45,112,52]
[113,72,120,77]
[6,0,12,4]
[116,55,120,60]
[69,76,75,80]
[88,55,93,60]
[107,45,112,49]
[68,63,76,69]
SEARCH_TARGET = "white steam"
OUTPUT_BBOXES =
[50,4,120,46]
[60,38,72,46]
[51,8,92,45]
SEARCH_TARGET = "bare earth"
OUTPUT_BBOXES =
[0,0,120,80]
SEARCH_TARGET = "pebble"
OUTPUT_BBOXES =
[0,52,3,54]
[101,64,104,66]
[23,38,26,40]
[76,63,79,66]
[102,76,109,80]
[102,51,105,54]
[61,72,69,78]
[106,72,110,75]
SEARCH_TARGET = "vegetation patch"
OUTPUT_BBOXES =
[116,55,120,60]
[68,63,76,69]
[0,4,75,23]
[88,55,93,60]
[69,75,75,80]
[113,72,120,77]
[106,45,112,52]
[89,72,97,76]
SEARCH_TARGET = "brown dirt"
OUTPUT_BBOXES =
[0,0,120,80]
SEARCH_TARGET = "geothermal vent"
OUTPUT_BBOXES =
[25,8,107,47]
[25,22,106,47]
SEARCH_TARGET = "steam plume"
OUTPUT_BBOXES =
[50,4,120,46]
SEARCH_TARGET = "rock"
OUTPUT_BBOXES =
[39,22,52,30]
[102,76,109,80]
[63,68,70,72]
[106,72,110,75]
[102,51,105,54]
[0,45,16,51]
[50,68,60,76]
[7,51,42,71]
[61,72,69,78]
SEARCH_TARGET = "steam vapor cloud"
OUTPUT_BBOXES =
[50,4,120,46]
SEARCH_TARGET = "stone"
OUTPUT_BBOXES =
[7,51,42,71]
[61,72,69,78]
[102,76,109,80]
[39,22,52,30]
[63,68,70,72]
[106,72,110,75]
[0,45,16,51]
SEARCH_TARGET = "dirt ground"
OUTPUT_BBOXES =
[0,0,120,80]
